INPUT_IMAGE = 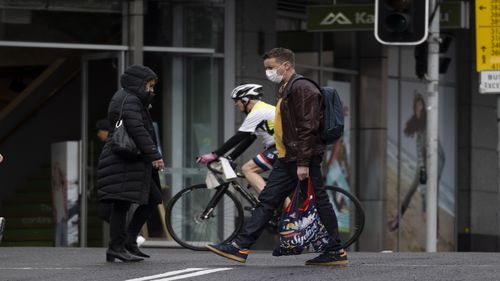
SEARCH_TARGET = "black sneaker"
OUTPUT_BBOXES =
[305,249,349,266]
[206,243,249,263]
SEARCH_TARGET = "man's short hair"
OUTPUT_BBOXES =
[96,118,110,131]
[262,48,295,67]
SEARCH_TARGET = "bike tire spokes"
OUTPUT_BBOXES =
[325,186,365,250]
[166,184,244,251]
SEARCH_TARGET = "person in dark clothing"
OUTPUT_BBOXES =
[206,48,347,266]
[96,118,110,143]
[95,118,148,247]
[94,118,113,224]
[97,64,165,263]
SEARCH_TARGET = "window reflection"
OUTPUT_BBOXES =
[145,0,224,52]
[143,52,223,239]
[0,8,122,44]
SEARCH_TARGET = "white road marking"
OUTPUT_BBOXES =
[125,267,231,281]
[0,267,82,270]
[154,268,233,281]
[125,268,207,281]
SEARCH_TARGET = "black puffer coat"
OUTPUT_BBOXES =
[97,65,163,205]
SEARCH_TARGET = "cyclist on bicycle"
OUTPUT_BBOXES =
[197,83,276,195]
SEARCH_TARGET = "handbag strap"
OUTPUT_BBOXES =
[283,178,316,213]
[307,177,316,202]
[283,182,302,213]
[116,94,130,125]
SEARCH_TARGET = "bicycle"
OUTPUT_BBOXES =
[165,158,365,251]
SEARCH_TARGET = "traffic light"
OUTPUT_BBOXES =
[414,34,453,80]
[375,0,429,45]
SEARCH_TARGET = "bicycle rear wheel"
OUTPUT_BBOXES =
[324,185,365,250]
[165,184,244,251]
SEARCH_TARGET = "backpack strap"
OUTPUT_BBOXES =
[284,74,321,99]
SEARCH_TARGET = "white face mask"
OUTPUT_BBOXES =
[265,64,285,83]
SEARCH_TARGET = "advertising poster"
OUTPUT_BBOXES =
[324,80,352,233]
[386,81,456,251]
[51,141,80,247]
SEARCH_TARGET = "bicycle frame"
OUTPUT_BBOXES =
[200,177,259,221]
[166,158,365,251]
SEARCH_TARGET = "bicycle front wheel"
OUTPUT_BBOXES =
[165,184,244,251]
[325,185,365,250]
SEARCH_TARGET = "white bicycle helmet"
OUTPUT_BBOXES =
[231,84,263,101]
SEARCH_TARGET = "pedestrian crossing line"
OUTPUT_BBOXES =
[154,268,233,281]
[125,268,206,281]
[0,267,82,270]
[124,267,232,281]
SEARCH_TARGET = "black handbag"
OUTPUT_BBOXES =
[109,94,141,158]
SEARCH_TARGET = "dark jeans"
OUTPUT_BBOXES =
[109,202,157,250]
[234,155,343,252]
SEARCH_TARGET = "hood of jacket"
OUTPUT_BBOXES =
[120,64,158,104]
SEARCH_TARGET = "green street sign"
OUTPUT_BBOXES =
[307,2,468,32]
[307,5,373,31]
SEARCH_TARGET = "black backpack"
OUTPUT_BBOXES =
[286,75,344,144]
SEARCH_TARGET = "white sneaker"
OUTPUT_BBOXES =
[0,217,5,243]
[136,235,146,247]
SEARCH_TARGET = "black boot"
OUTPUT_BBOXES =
[125,235,150,258]
[106,247,144,262]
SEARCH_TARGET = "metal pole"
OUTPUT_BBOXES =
[129,0,143,65]
[80,60,88,248]
[224,0,236,140]
[497,95,500,248]
[426,0,440,252]
[396,46,402,251]
[497,96,500,249]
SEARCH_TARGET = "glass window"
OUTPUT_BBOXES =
[0,7,122,44]
[143,52,224,239]
[145,0,224,52]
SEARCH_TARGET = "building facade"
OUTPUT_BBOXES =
[0,0,496,252]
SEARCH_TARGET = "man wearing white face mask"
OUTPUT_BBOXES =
[207,48,347,266]
[265,63,286,83]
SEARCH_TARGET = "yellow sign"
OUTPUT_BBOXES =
[476,0,500,71]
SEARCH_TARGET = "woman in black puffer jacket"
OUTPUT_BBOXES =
[97,64,165,262]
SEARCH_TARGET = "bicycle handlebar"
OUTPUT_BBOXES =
[206,159,245,178]
[207,160,223,174]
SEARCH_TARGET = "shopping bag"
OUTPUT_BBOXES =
[272,178,331,256]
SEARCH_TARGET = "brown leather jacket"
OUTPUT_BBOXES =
[279,74,325,166]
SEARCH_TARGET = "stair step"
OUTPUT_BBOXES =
[0,167,105,246]
[4,216,53,225]
[8,192,51,204]
[4,216,102,227]
[4,223,53,230]
[2,203,52,217]
[1,241,53,247]
[87,240,104,247]
[17,178,51,190]
[3,228,53,240]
